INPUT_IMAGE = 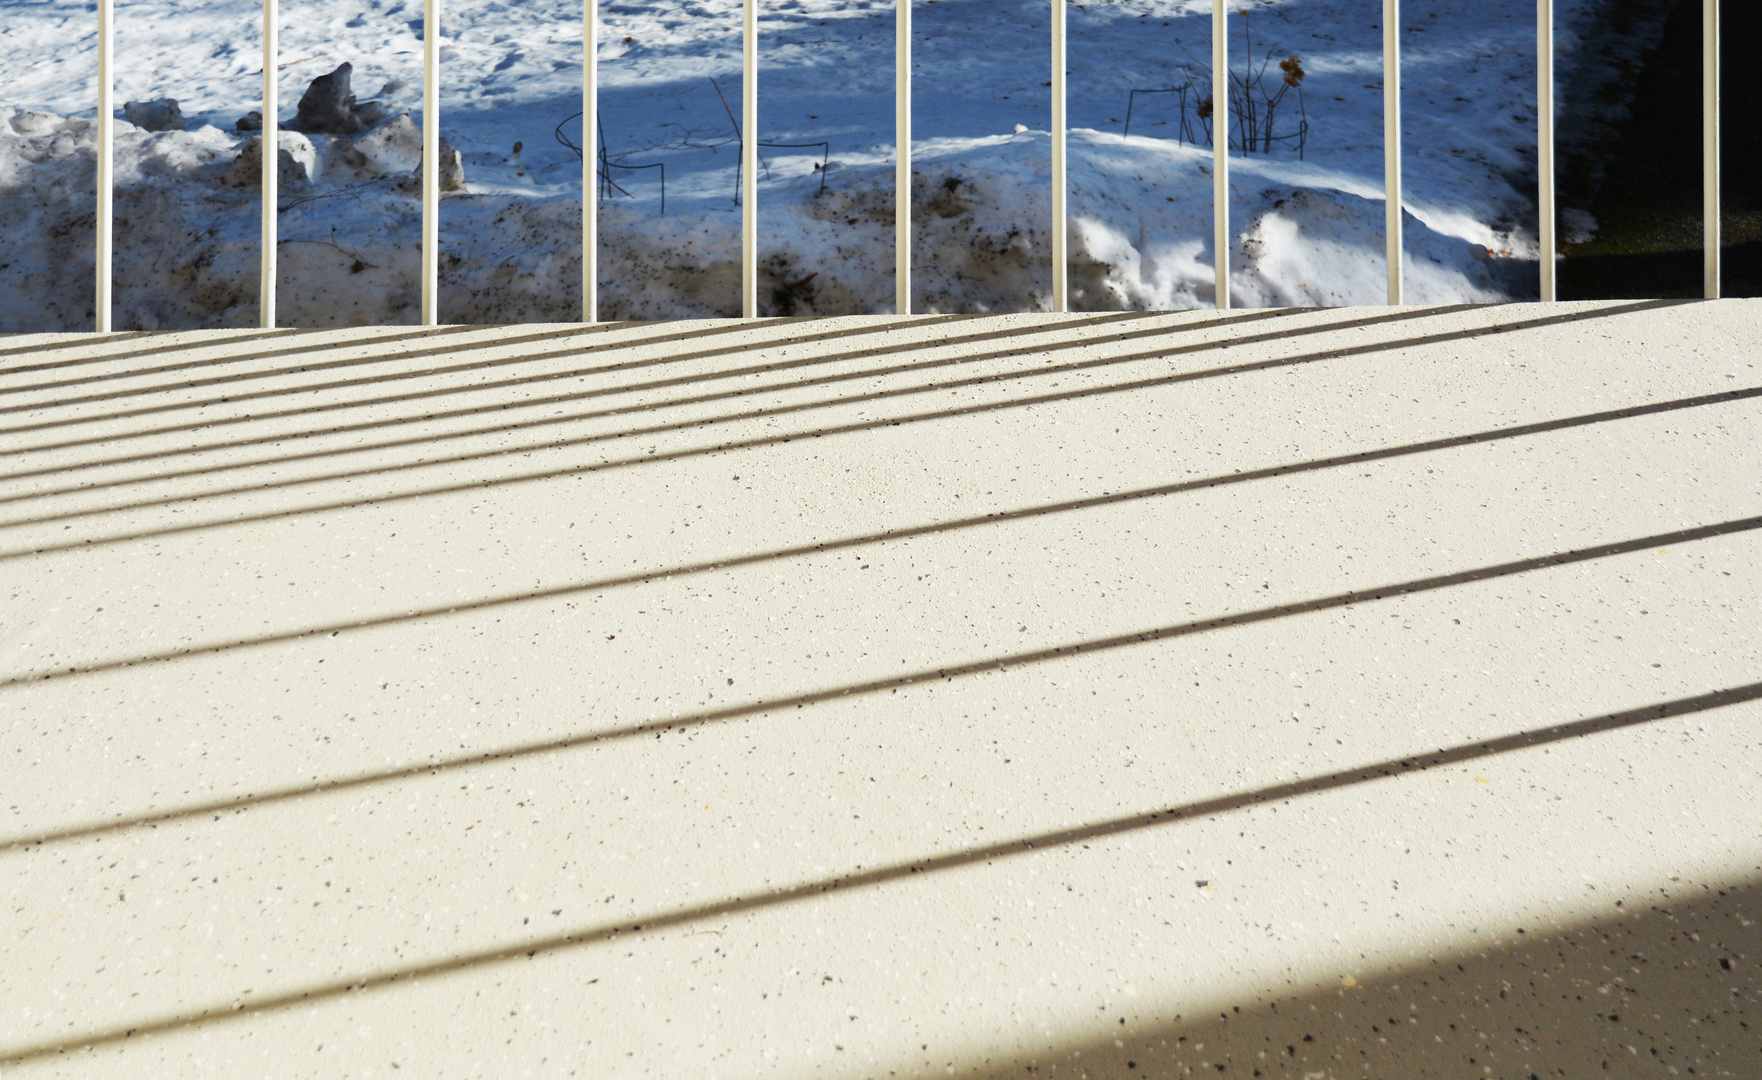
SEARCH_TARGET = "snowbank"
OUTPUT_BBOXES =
[0,108,1516,329]
[1,0,1634,329]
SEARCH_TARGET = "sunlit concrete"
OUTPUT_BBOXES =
[2,300,1759,1077]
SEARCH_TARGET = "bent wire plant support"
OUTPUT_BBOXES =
[84,0,1725,331]
[551,112,666,216]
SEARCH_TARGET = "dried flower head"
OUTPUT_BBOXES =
[1280,53,1306,88]
[1197,95,1214,120]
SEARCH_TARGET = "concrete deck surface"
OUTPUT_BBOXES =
[1,300,1759,1078]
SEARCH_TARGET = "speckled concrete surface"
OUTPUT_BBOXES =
[1,301,1758,1078]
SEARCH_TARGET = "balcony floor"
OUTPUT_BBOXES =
[3,301,1760,1077]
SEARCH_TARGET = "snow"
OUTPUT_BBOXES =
[0,0,1624,329]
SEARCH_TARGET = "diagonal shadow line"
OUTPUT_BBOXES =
[0,308,1173,471]
[0,331,300,370]
[8,384,1757,686]
[4,678,1757,1066]
[0,308,1093,436]
[0,310,1329,529]
[6,323,559,381]
[0,308,1300,507]
[0,300,1684,549]
[0,323,597,396]
[0,315,900,389]
[0,314,875,384]
[0,329,168,363]
[0,311,1018,381]
[0,309,983,412]
[8,511,1759,850]
[0,295,1671,508]
[0,312,882,388]
[0,315,905,421]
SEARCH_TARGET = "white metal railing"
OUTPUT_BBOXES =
[1212,0,1228,310]
[95,0,112,332]
[1537,0,1554,301]
[261,0,278,326]
[582,0,598,322]
[894,0,910,316]
[421,0,442,324]
[1703,0,1719,295]
[1050,0,1067,312]
[1383,0,1401,306]
[87,0,1724,332]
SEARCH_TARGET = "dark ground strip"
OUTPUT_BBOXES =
[1560,0,1762,298]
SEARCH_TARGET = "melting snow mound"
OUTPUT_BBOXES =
[1,107,1521,330]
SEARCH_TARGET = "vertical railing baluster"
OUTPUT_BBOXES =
[421,0,440,325]
[262,0,278,328]
[95,0,114,332]
[1703,0,1719,300]
[1383,0,1402,305]
[1537,0,1555,302]
[1050,0,1066,312]
[895,0,910,315]
[1211,0,1228,310]
[741,0,758,318]
[584,0,597,322]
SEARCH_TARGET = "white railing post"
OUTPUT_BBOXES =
[1383,0,1402,305]
[1703,0,1719,300]
[583,0,597,322]
[421,0,440,325]
[741,0,758,318]
[262,0,278,328]
[95,0,113,333]
[1211,0,1228,310]
[1537,0,1555,302]
[1050,0,1067,312]
[895,0,910,315]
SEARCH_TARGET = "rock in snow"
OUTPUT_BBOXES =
[292,62,392,135]
[218,131,320,188]
[123,99,187,132]
[293,62,363,133]
[410,136,467,193]
[344,114,422,177]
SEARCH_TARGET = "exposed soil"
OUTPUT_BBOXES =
[1559,0,1762,298]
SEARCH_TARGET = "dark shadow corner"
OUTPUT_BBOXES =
[927,874,1761,1078]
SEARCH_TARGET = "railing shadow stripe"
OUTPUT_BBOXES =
[0,322,514,385]
[4,676,1755,1066]
[0,312,978,412]
[0,310,1167,467]
[0,300,1690,550]
[0,316,788,382]
[0,329,187,364]
[6,383,1755,658]
[6,297,1636,471]
[8,511,1757,849]
[0,308,1303,505]
[6,297,1682,511]
[0,310,1097,435]
[0,324,591,394]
